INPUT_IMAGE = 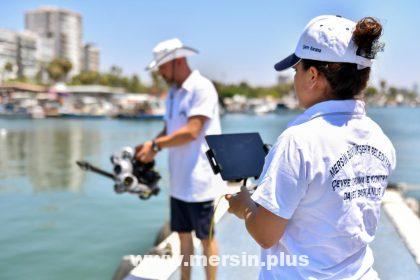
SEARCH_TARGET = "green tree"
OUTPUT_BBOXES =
[17,75,28,83]
[110,65,122,77]
[379,80,387,95]
[34,63,48,85]
[71,71,101,85]
[365,86,378,97]
[214,81,237,98]
[388,87,398,100]
[99,74,110,86]
[273,83,294,98]
[128,74,146,93]
[214,80,294,99]
[150,71,167,94]
[238,81,254,97]
[2,62,14,82]
[4,62,13,73]
[102,65,127,87]
[47,58,73,82]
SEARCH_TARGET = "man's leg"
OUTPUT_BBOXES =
[191,199,218,280]
[170,197,194,280]
[179,232,194,280]
[201,237,218,280]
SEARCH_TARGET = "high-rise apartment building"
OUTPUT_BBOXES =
[0,28,39,80]
[25,6,83,76]
[0,29,18,80]
[82,43,100,72]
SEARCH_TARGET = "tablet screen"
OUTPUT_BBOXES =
[205,133,267,181]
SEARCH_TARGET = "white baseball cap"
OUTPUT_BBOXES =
[274,15,373,71]
[146,38,198,71]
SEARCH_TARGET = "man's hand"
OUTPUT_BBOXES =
[225,185,254,219]
[135,141,157,163]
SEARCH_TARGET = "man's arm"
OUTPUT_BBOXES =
[155,125,167,139]
[155,115,207,148]
[136,116,208,162]
[135,125,166,155]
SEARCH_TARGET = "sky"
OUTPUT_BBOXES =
[0,0,419,90]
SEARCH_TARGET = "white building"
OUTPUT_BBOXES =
[0,29,18,80]
[0,28,39,80]
[16,30,38,78]
[25,6,83,76]
[82,43,100,72]
[35,36,54,64]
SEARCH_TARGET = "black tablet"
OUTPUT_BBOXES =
[205,133,268,181]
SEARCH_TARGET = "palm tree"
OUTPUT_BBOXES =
[4,62,13,73]
[47,59,73,82]
[150,71,167,95]
[379,80,387,96]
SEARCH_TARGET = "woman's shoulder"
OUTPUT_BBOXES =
[277,119,323,147]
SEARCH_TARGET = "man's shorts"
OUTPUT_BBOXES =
[170,196,215,240]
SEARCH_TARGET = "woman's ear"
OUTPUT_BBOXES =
[309,66,319,81]
[308,66,320,89]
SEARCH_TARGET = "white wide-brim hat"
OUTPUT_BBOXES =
[146,38,198,71]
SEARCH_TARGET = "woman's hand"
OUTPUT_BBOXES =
[225,185,255,219]
[226,185,289,249]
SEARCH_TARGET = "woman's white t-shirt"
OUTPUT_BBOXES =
[252,100,396,279]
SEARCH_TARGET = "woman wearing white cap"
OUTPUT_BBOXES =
[226,15,396,279]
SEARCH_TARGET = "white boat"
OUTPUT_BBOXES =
[246,99,276,115]
[28,105,45,119]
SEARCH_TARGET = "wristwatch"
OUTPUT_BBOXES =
[152,140,161,153]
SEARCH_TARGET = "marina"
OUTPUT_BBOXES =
[2,82,418,121]
[0,83,297,120]
[0,83,166,120]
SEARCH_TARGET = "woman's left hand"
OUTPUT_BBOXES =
[225,185,254,219]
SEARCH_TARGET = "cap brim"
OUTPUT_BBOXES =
[274,53,301,71]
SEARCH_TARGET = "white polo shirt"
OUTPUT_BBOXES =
[252,100,396,279]
[164,70,226,202]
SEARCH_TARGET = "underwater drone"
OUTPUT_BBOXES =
[76,147,161,200]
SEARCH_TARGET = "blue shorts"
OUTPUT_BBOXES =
[170,197,215,240]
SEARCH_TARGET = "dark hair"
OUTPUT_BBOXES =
[301,17,383,99]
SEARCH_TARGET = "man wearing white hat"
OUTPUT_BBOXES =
[136,38,225,280]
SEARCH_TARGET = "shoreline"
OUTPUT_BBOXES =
[382,186,420,265]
